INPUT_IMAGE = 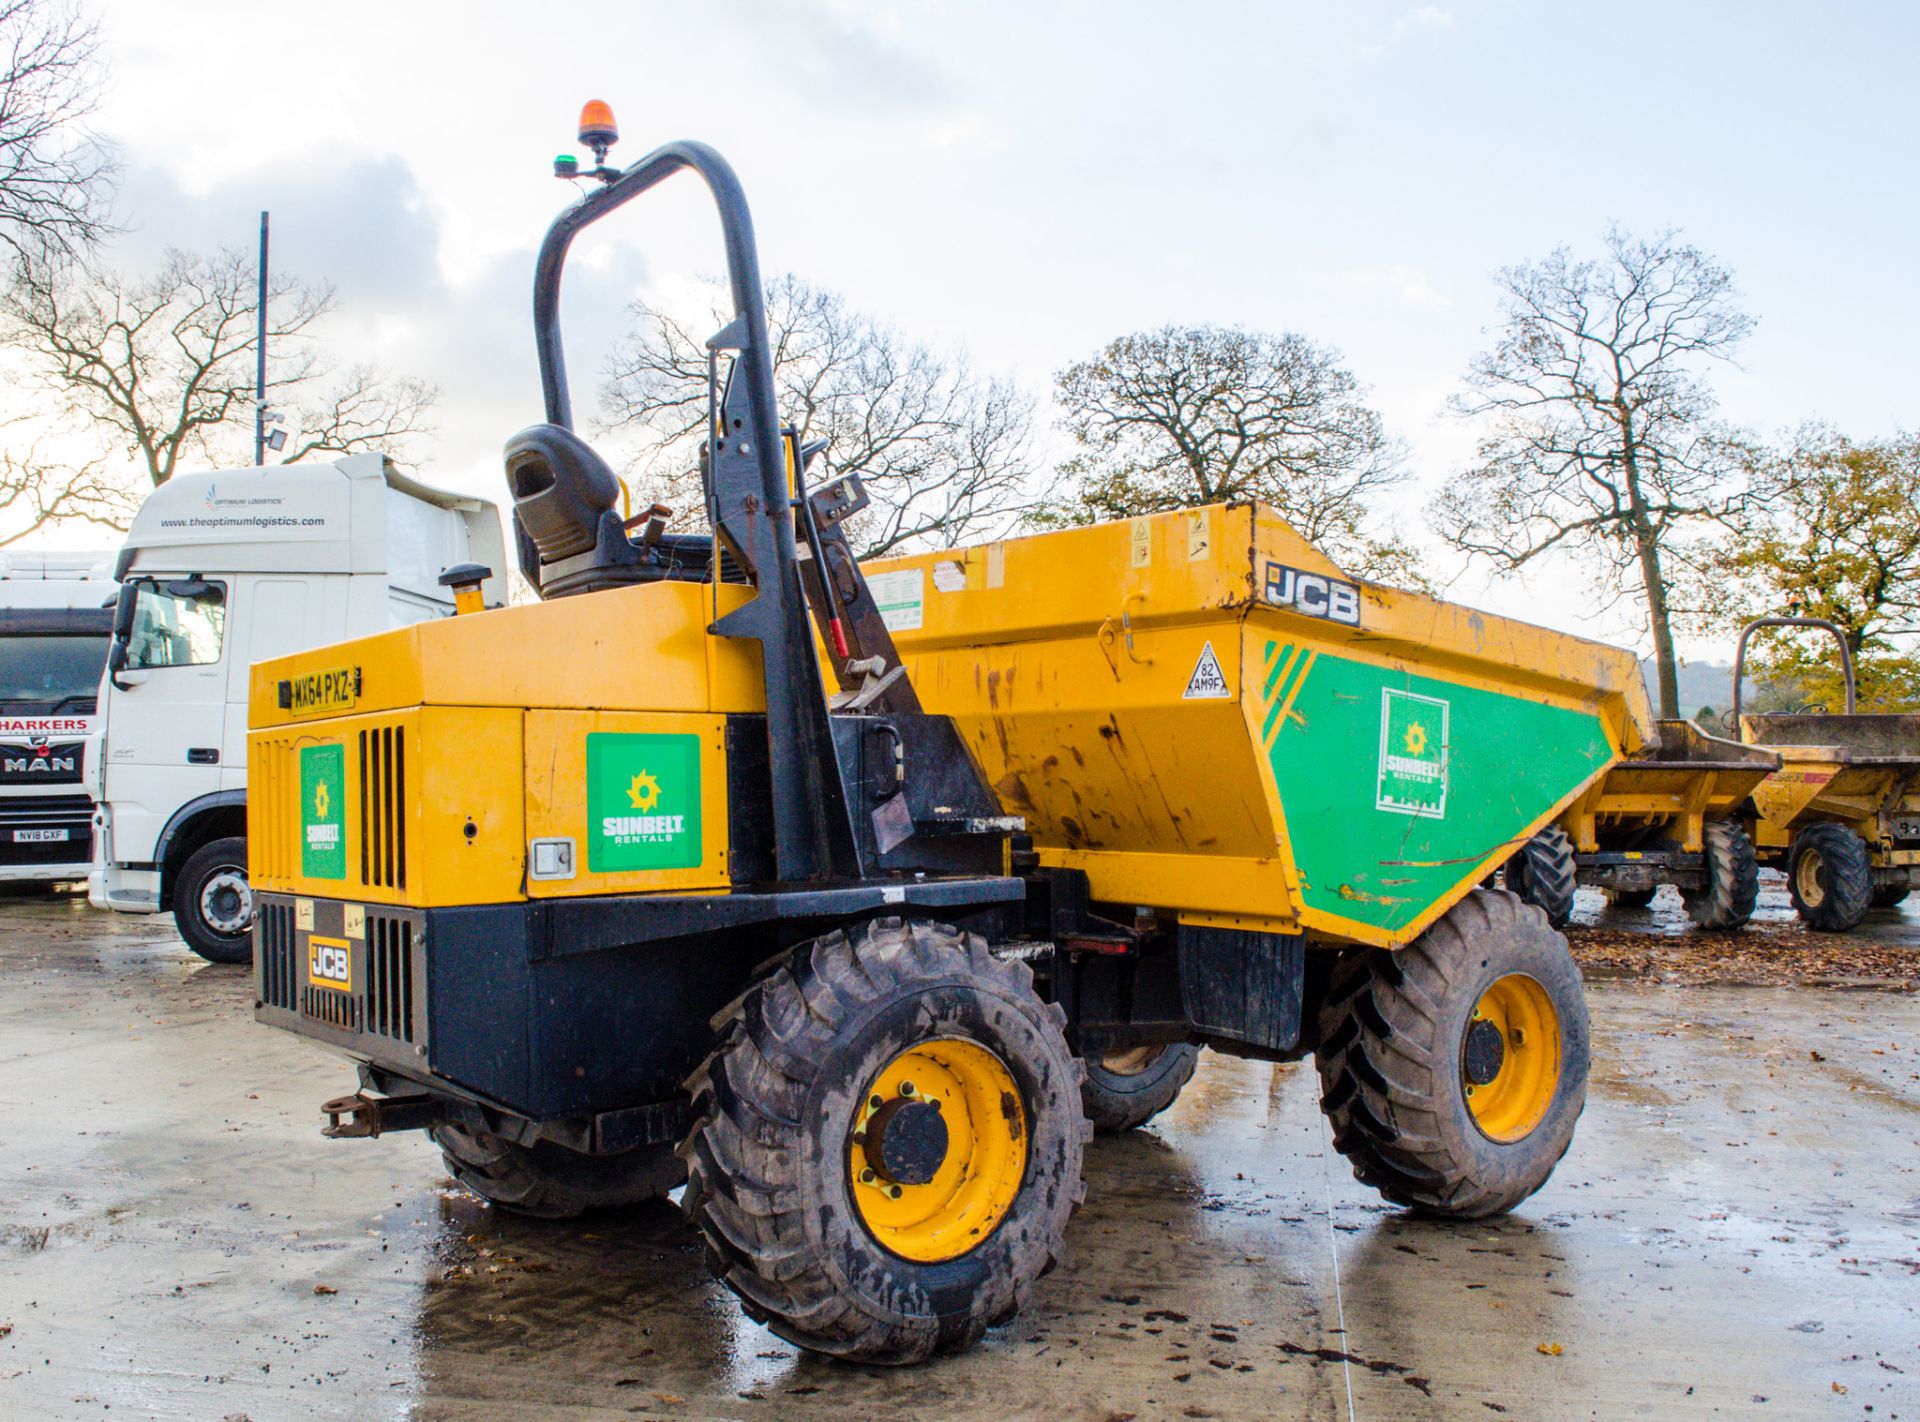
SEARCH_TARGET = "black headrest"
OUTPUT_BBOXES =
[503,424,621,563]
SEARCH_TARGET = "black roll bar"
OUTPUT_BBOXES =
[1731,616,1858,722]
[528,141,858,884]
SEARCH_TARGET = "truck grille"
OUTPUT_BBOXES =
[358,724,407,890]
[364,910,417,1043]
[302,982,361,1031]
[258,899,298,1011]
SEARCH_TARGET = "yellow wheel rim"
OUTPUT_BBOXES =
[1796,848,1826,907]
[848,1038,1027,1263]
[1463,974,1561,1143]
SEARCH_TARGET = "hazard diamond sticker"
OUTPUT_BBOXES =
[1183,641,1231,699]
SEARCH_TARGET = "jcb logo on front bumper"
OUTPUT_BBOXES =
[308,934,351,992]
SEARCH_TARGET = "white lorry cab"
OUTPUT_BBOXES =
[89,454,505,962]
[0,551,117,885]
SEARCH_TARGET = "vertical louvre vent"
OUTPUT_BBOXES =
[301,983,361,1031]
[358,725,407,890]
[257,899,298,1011]
[362,913,417,1043]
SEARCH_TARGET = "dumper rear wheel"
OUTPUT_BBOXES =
[681,917,1088,1364]
[1081,1043,1200,1134]
[1871,884,1909,910]
[431,1123,686,1219]
[1315,889,1589,1218]
[1681,820,1759,930]
[1787,823,1874,932]
[1502,826,1576,929]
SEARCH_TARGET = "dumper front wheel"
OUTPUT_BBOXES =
[1081,1043,1200,1134]
[682,918,1088,1364]
[1315,889,1589,1218]
[1787,823,1874,932]
[431,1123,686,1219]
[1502,826,1576,929]
[1681,820,1759,930]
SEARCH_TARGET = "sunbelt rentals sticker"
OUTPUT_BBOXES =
[300,743,347,879]
[1375,688,1448,818]
[586,732,702,873]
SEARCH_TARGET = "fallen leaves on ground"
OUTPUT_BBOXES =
[1568,922,1918,989]
[1536,1342,1564,1356]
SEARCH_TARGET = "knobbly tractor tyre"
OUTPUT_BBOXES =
[681,917,1088,1364]
[1081,1042,1200,1135]
[172,835,254,964]
[1603,886,1659,910]
[1314,889,1589,1219]
[1787,822,1874,932]
[1502,825,1577,930]
[432,1122,686,1219]
[1680,819,1760,930]
[1871,884,1910,910]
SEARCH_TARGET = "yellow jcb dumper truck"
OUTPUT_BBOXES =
[248,109,1653,1364]
[1731,617,1920,931]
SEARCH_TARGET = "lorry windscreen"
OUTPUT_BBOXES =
[0,631,110,713]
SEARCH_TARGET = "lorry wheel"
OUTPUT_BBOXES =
[1680,820,1759,931]
[1501,826,1576,930]
[1081,1043,1200,1134]
[1603,886,1659,909]
[1871,885,1910,910]
[1787,823,1874,932]
[1314,889,1589,1219]
[681,917,1088,1364]
[432,1122,685,1219]
[172,836,254,964]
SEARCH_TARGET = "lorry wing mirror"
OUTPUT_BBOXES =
[106,636,132,690]
[112,582,140,640]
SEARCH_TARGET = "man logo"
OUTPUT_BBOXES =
[1264,562,1362,627]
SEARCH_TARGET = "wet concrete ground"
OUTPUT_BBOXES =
[2,887,1917,1422]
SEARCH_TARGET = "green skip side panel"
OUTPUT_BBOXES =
[1259,641,1612,936]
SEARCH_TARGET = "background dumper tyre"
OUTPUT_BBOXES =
[1502,825,1577,930]
[1680,819,1760,931]
[1313,888,1590,1219]
[1786,822,1875,933]
[1081,1042,1201,1135]
[1871,885,1910,910]
[172,835,254,964]
[680,917,1088,1365]
[1603,886,1659,910]
[432,1122,686,1218]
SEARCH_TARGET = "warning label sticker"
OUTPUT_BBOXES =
[866,568,924,631]
[1183,641,1232,699]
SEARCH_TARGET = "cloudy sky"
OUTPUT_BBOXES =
[80,0,1920,656]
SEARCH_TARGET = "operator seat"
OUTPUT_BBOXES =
[503,424,704,599]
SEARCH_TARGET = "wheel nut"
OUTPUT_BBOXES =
[870,1094,884,1110]
[860,1168,876,1184]
[888,1185,903,1200]
[899,1081,915,1096]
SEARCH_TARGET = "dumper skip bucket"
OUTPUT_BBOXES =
[871,502,1653,950]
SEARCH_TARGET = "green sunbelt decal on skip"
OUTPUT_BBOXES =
[1258,640,1610,933]
[300,743,346,880]
[586,732,701,872]
[1376,688,1449,818]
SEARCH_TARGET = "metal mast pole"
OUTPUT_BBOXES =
[255,210,269,466]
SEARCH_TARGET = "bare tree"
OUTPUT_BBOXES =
[602,275,1033,558]
[0,439,131,545]
[1044,324,1418,581]
[1435,227,1754,718]
[0,0,113,260]
[0,246,437,485]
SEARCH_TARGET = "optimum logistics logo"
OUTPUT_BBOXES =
[300,743,347,879]
[586,732,701,873]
